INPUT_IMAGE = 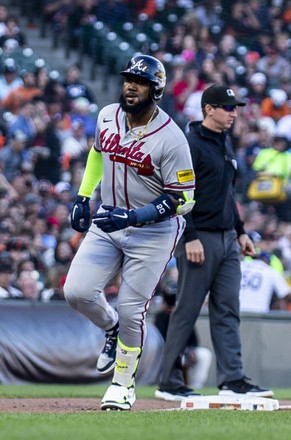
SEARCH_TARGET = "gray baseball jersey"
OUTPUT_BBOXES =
[94,103,195,209]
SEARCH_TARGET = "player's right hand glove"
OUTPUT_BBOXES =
[93,205,137,233]
[70,196,91,232]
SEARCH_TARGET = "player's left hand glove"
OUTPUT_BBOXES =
[71,196,91,233]
[93,205,137,233]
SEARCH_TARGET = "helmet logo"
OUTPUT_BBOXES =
[132,59,148,72]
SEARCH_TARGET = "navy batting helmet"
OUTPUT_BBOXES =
[120,55,166,101]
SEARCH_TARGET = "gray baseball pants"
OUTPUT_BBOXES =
[159,229,246,388]
[64,216,185,349]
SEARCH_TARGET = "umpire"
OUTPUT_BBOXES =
[155,84,274,401]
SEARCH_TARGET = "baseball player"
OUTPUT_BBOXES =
[240,253,291,313]
[64,55,195,411]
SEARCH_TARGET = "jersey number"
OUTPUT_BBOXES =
[241,272,263,290]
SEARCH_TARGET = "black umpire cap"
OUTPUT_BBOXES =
[201,84,246,107]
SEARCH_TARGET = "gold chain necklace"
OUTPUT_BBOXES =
[126,108,157,141]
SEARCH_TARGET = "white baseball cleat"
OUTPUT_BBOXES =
[100,384,136,411]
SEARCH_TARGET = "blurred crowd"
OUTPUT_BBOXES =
[0,3,101,300]
[1,0,291,309]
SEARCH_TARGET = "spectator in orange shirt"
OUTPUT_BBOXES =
[1,70,42,114]
[261,88,290,122]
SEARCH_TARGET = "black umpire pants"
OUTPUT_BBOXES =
[159,229,246,388]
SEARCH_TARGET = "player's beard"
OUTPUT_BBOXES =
[119,93,153,114]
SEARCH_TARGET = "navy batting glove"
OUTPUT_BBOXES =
[93,205,137,233]
[71,196,91,232]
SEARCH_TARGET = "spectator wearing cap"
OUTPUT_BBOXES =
[247,72,268,105]
[0,130,28,181]
[70,96,97,138]
[54,181,73,206]
[256,117,276,137]
[0,58,23,101]
[0,252,23,299]
[53,182,74,215]
[261,88,290,122]
[251,223,286,274]
[1,70,42,114]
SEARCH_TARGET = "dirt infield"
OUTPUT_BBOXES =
[0,398,180,412]
[0,398,290,412]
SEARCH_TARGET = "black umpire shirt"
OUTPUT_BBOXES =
[184,121,246,242]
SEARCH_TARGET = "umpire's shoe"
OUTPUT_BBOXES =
[97,322,119,374]
[155,385,201,401]
[218,377,274,398]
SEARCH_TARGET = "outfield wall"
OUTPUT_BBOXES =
[0,301,163,385]
[0,302,290,387]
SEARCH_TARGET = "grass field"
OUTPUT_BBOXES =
[0,385,291,440]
